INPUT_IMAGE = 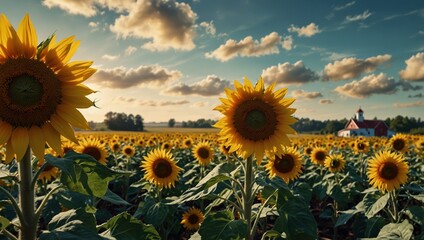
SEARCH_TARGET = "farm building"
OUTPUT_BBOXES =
[337,108,395,137]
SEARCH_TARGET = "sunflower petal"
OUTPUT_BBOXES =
[11,127,29,162]
[17,13,37,58]
[29,126,45,162]
[42,123,62,155]
[0,121,13,145]
[57,104,90,129]
[62,95,94,108]
[5,139,15,164]
[50,114,79,143]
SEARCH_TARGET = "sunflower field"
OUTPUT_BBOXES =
[0,13,423,240]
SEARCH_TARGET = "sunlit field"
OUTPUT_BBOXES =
[1,130,423,239]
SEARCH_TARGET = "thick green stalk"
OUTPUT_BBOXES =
[18,147,36,240]
[243,156,254,240]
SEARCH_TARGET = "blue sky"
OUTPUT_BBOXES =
[1,0,423,122]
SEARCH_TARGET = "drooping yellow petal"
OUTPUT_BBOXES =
[42,123,62,155]
[62,95,94,108]
[5,139,15,164]
[0,121,13,145]
[45,36,75,70]
[56,104,90,129]
[61,40,80,65]
[29,126,45,162]
[50,114,79,143]
[61,84,95,97]
[11,127,29,162]
[17,13,37,58]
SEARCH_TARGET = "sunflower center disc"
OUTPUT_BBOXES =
[315,151,326,162]
[233,99,277,141]
[154,159,172,178]
[8,74,43,107]
[83,147,102,161]
[197,147,210,159]
[0,58,62,127]
[274,154,295,173]
[357,143,365,150]
[188,214,199,224]
[393,139,405,151]
[124,148,133,155]
[331,159,340,168]
[380,162,398,180]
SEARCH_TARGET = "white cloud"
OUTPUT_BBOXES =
[124,46,137,56]
[399,52,424,82]
[323,54,391,81]
[90,65,182,88]
[345,10,372,22]
[319,99,334,104]
[282,35,293,50]
[334,1,355,11]
[205,32,284,62]
[261,61,319,85]
[291,89,322,99]
[200,21,216,35]
[288,23,321,37]
[89,21,99,27]
[394,100,424,108]
[110,0,197,51]
[193,101,209,107]
[334,73,399,98]
[96,0,135,12]
[102,54,120,61]
[139,100,190,107]
[42,0,97,17]
[165,75,230,96]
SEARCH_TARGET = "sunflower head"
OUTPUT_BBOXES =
[181,207,205,230]
[0,14,96,163]
[324,153,345,173]
[265,147,302,183]
[389,134,409,153]
[192,141,214,165]
[141,148,182,189]
[354,140,370,154]
[76,138,109,165]
[367,150,409,193]
[213,77,296,164]
[219,143,231,156]
[122,145,135,157]
[310,147,327,165]
[37,161,60,182]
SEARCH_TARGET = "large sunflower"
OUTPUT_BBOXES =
[181,207,205,230]
[192,141,214,165]
[367,151,408,193]
[141,148,182,189]
[0,14,95,163]
[324,153,345,173]
[76,138,109,165]
[265,147,302,183]
[213,77,296,163]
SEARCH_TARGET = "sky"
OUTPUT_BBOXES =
[1,0,423,123]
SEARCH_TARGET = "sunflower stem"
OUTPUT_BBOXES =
[389,190,399,223]
[18,147,37,240]
[333,173,340,240]
[1,229,18,240]
[0,186,24,228]
[243,155,254,240]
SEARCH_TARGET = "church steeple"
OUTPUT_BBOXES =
[356,107,364,122]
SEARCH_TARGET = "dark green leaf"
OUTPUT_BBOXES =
[364,216,386,238]
[374,220,413,240]
[335,209,360,227]
[135,197,169,226]
[0,216,10,230]
[365,193,389,218]
[198,210,246,240]
[100,212,160,240]
[40,220,106,240]
[405,205,424,226]
[101,189,130,206]
[48,208,96,231]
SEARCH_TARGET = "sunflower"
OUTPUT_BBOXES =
[141,148,181,189]
[389,134,409,153]
[161,142,172,151]
[76,138,108,165]
[213,77,296,164]
[367,151,408,193]
[192,141,214,165]
[181,207,205,230]
[265,147,302,183]
[324,153,345,173]
[109,142,121,154]
[122,145,135,157]
[303,146,313,156]
[0,14,95,163]
[219,143,231,156]
[354,140,370,154]
[310,147,327,165]
[183,137,193,148]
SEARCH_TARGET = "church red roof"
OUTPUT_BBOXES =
[346,119,388,130]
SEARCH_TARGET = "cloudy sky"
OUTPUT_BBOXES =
[1,0,423,122]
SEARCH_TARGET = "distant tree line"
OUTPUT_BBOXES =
[104,112,144,131]
[181,119,217,128]
[292,116,423,134]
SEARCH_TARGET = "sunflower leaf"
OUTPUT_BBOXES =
[198,210,246,240]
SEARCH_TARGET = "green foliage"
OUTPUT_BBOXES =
[104,111,144,131]
[198,210,246,240]
[181,118,217,128]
